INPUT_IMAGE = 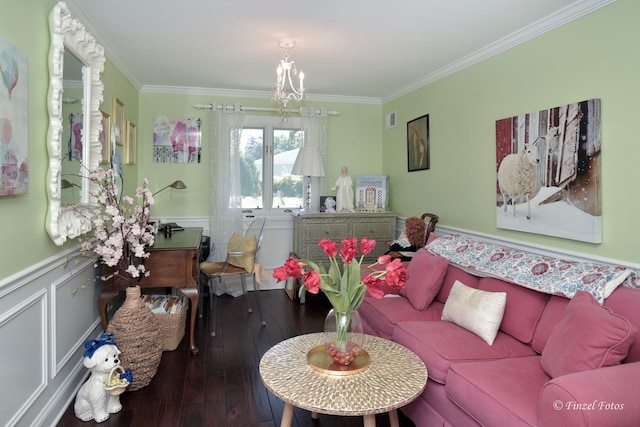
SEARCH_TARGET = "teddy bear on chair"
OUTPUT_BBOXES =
[74,333,131,423]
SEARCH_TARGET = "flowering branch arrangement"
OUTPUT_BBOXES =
[273,237,408,312]
[78,168,156,288]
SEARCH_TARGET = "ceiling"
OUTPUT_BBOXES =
[65,0,613,103]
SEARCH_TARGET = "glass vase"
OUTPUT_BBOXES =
[324,308,364,365]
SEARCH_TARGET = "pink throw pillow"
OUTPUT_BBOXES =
[400,249,449,310]
[541,291,637,378]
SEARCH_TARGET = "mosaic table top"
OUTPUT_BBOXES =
[259,333,428,416]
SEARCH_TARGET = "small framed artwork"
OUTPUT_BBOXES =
[100,110,111,164]
[125,121,136,165]
[112,97,125,146]
[407,114,430,172]
[319,196,337,213]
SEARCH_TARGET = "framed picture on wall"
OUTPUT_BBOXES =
[112,97,125,146]
[100,110,111,164]
[125,121,136,165]
[407,114,430,172]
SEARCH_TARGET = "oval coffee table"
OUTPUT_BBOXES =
[259,333,427,427]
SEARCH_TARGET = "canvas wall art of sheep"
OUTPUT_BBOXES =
[495,98,602,243]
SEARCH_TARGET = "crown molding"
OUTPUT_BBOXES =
[65,0,616,104]
[140,85,382,105]
[382,0,617,103]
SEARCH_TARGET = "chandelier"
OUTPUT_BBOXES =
[272,38,305,108]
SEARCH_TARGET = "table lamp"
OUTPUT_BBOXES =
[291,147,325,212]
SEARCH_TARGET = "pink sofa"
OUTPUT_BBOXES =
[358,243,640,427]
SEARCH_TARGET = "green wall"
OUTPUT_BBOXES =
[0,0,64,278]
[383,0,639,264]
[137,92,382,218]
[1,0,637,283]
[0,0,140,280]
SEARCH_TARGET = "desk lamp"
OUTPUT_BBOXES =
[153,180,187,196]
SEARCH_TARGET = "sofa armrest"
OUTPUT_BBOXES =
[538,362,640,427]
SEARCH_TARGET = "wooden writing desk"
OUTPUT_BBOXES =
[98,227,203,354]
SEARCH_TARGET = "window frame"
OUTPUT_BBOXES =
[241,115,304,213]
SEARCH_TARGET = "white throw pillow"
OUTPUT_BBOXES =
[441,280,507,345]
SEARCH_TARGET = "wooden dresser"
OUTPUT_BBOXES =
[292,212,396,267]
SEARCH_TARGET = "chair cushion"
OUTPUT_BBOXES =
[228,232,257,272]
[400,249,449,310]
[441,280,506,345]
[200,261,247,276]
[540,291,637,378]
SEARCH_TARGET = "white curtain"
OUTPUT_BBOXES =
[300,106,329,212]
[207,105,245,263]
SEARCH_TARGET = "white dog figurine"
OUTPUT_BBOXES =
[74,333,128,423]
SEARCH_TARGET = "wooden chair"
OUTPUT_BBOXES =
[421,212,439,245]
[199,217,267,337]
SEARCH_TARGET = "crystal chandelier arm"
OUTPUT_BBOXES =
[273,40,305,104]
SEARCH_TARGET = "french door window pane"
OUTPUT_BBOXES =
[273,129,303,209]
[239,119,305,211]
[240,128,263,209]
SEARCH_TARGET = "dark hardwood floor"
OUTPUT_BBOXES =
[57,289,417,427]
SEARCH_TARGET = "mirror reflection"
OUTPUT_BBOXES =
[46,1,105,246]
[60,50,84,207]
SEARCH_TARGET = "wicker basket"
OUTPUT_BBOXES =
[153,299,188,351]
[105,366,129,396]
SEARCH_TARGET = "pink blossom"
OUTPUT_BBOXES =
[340,238,358,263]
[318,238,338,257]
[360,238,376,255]
[303,270,322,294]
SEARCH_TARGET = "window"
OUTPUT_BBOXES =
[240,116,304,210]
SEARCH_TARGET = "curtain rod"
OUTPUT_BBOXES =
[192,103,340,116]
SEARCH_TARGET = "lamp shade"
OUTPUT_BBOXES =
[291,147,325,177]
[153,180,187,196]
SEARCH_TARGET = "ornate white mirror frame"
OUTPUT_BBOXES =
[46,1,105,245]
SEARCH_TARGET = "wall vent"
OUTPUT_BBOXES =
[385,111,396,129]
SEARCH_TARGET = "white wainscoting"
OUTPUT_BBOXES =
[0,247,103,427]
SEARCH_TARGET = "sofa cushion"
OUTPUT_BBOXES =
[392,320,536,384]
[478,277,548,344]
[400,249,449,310]
[531,295,569,354]
[436,266,480,304]
[442,280,506,345]
[540,291,637,378]
[604,286,640,363]
[357,296,443,339]
[447,356,547,427]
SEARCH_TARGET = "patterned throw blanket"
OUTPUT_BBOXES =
[426,234,638,304]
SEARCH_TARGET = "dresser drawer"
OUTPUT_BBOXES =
[353,221,395,239]
[306,222,350,241]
